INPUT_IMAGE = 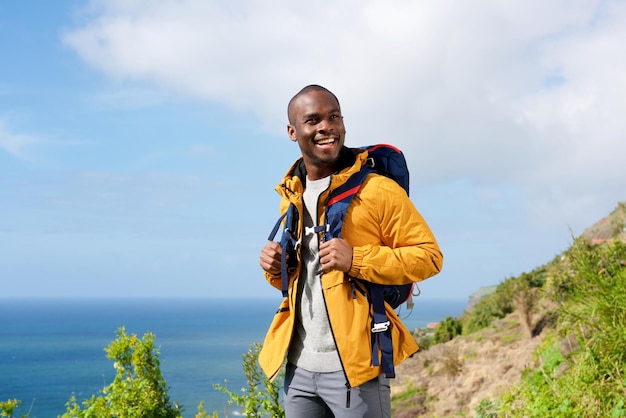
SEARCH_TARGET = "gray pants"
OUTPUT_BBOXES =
[284,363,391,418]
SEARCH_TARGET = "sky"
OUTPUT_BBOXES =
[1,0,625,302]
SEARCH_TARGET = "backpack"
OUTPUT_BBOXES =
[267,144,418,378]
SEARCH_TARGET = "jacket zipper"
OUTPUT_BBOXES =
[320,278,353,407]
[317,176,353,407]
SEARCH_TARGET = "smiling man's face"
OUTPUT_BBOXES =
[287,89,346,180]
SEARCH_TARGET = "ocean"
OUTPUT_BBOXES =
[0,297,466,417]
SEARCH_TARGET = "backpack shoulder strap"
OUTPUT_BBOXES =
[323,166,372,241]
[267,203,299,297]
[369,282,396,377]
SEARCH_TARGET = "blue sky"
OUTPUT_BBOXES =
[1,0,625,302]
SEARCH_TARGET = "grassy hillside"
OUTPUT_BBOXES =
[391,201,626,417]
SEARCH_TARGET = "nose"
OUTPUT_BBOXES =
[317,118,332,133]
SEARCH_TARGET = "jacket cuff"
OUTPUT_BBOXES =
[349,246,364,278]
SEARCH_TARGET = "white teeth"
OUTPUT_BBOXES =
[317,138,335,145]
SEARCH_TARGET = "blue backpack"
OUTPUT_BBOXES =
[267,144,417,378]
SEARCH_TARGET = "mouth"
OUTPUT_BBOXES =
[315,137,336,146]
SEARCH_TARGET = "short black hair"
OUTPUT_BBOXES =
[287,85,341,125]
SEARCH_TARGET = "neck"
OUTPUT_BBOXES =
[295,146,356,181]
[303,160,338,180]
[306,168,335,180]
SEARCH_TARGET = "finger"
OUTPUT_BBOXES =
[260,244,283,274]
[260,256,281,275]
[265,241,283,252]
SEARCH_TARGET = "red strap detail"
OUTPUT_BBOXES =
[327,185,361,206]
[367,143,401,154]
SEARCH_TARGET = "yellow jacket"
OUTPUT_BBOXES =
[259,147,443,388]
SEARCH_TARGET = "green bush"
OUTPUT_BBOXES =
[433,316,462,344]
[0,399,29,418]
[518,268,548,289]
[460,266,549,335]
[475,398,499,418]
[214,342,284,418]
[61,327,183,418]
[461,281,513,334]
[497,238,626,417]
[415,333,434,351]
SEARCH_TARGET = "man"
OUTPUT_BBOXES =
[259,84,443,417]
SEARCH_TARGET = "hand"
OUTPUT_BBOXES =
[260,241,284,275]
[319,238,353,274]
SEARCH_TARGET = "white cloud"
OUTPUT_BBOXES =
[63,0,626,236]
[0,119,40,160]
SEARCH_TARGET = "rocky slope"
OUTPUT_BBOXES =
[391,307,549,417]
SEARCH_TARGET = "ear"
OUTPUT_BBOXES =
[287,124,297,142]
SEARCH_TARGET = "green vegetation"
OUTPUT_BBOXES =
[214,342,284,418]
[456,235,626,417]
[4,328,283,418]
[0,399,30,418]
[390,383,431,416]
[391,383,420,408]
[494,238,626,417]
[61,327,183,418]
[459,266,549,335]
[394,202,626,417]
[433,316,462,344]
